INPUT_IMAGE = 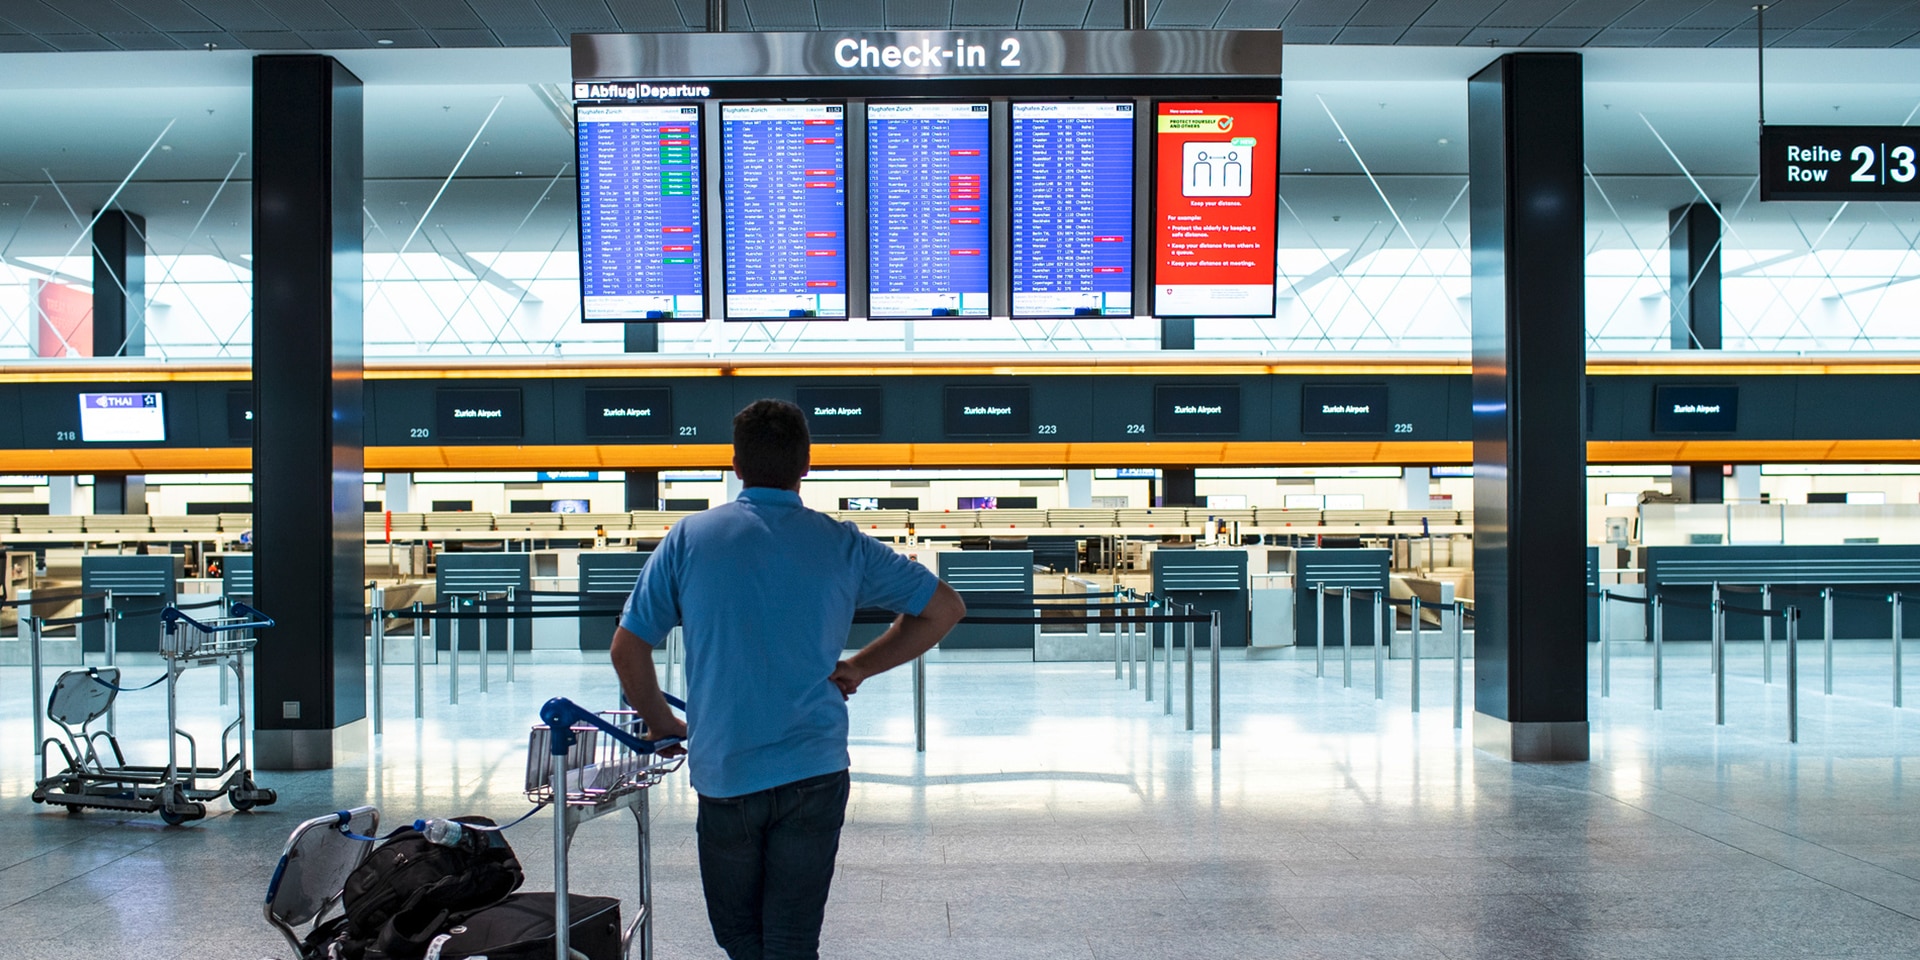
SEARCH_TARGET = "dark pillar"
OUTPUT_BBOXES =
[93,475,146,515]
[625,322,658,352]
[1670,202,1723,498]
[625,470,660,511]
[1162,468,1197,507]
[1468,53,1589,762]
[1673,466,1724,504]
[251,55,365,770]
[91,210,145,358]
[1669,203,1721,350]
[1160,318,1194,350]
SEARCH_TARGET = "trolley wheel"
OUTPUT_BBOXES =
[229,796,254,812]
[159,803,205,827]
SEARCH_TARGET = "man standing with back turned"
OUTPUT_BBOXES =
[610,398,967,960]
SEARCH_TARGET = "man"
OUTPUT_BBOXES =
[610,398,966,960]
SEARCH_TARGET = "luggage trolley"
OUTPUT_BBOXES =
[531,696,685,960]
[31,602,278,824]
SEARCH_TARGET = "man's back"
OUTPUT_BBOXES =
[621,487,936,798]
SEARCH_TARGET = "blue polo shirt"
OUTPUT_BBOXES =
[619,487,940,798]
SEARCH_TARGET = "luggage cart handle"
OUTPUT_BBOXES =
[161,601,276,634]
[540,695,686,756]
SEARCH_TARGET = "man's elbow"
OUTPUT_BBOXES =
[929,583,967,627]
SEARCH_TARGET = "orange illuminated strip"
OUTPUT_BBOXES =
[1,448,252,472]
[1587,440,1920,463]
[0,365,249,383]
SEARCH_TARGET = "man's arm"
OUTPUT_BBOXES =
[610,626,688,749]
[831,582,966,696]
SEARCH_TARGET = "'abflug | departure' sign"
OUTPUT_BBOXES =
[1652,384,1738,434]
[435,388,524,440]
[943,385,1031,437]
[795,386,884,437]
[585,386,674,439]
[1300,383,1389,435]
[1761,125,1920,203]
[1154,384,1241,436]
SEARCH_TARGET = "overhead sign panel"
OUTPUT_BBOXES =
[1301,383,1388,435]
[1652,384,1738,434]
[1154,384,1241,436]
[79,392,166,443]
[1012,101,1135,318]
[436,388,524,440]
[943,385,1032,437]
[722,102,849,319]
[867,102,992,318]
[1761,125,1920,202]
[574,31,1283,84]
[575,104,707,321]
[1152,101,1280,318]
[585,386,673,440]
[796,386,883,438]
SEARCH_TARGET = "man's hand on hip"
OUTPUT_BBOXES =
[830,660,867,699]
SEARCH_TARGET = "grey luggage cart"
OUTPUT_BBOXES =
[533,695,686,960]
[264,807,382,957]
[31,602,277,824]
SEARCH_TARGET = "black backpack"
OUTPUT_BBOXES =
[305,816,525,960]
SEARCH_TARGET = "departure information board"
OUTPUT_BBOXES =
[79,392,165,443]
[1152,101,1279,318]
[721,103,848,319]
[867,102,991,318]
[576,105,706,321]
[1012,102,1135,318]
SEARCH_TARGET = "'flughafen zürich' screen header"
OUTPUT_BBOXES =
[569,31,1282,325]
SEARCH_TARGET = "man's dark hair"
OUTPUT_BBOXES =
[733,399,810,489]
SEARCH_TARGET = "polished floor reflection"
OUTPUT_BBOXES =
[1,639,1917,959]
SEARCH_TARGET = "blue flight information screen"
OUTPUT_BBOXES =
[867,102,991,318]
[1012,102,1136,318]
[721,102,848,319]
[575,105,705,321]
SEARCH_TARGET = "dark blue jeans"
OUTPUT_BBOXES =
[696,769,851,960]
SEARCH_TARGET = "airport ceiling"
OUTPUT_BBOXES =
[0,0,1917,52]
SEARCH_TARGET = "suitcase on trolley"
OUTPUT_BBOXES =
[417,893,621,960]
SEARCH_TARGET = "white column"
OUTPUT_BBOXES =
[1400,467,1432,509]
[384,472,413,513]
[48,476,83,514]
[1066,469,1093,508]
[1733,464,1761,503]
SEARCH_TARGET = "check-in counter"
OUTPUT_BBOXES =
[1282,548,1390,648]
[937,549,1035,650]
[1152,548,1249,647]
[81,554,183,653]
[577,550,652,650]
[435,552,531,653]
[1644,544,1920,641]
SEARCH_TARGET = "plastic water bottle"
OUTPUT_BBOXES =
[420,818,463,847]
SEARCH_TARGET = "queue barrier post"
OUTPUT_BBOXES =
[1184,602,1195,733]
[1762,584,1774,684]
[1787,605,1800,744]
[1315,583,1326,679]
[1822,587,1834,696]
[411,601,425,719]
[1373,589,1385,702]
[477,594,491,695]
[1451,600,1465,730]
[1410,596,1422,713]
[506,585,518,684]
[449,596,463,706]
[1162,600,1173,717]
[1653,593,1665,711]
[1712,584,1725,726]
[29,615,44,765]
[1599,589,1611,699]
[103,590,118,736]
[370,584,385,736]
[1341,585,1353,690]
[913,653,926,753]
[1210,609,1222,750]
[1893,591,1904,709]
[1113,588,1123,680]
[1143,603,1154,703]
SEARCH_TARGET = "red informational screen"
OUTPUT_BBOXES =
[1152,101,1279,318]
